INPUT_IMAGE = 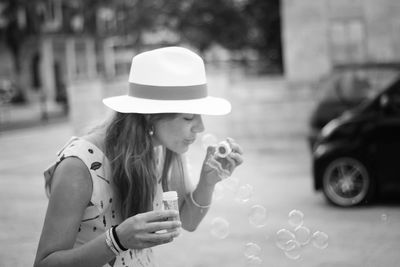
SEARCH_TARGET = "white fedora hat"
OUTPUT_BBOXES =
[103,46,231,115]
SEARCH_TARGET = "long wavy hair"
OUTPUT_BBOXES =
[104,112,178,220]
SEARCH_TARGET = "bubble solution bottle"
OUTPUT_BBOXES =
[162,191,181,222]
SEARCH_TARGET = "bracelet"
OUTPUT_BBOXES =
[109,227,122,254]
[190,191,211,209]
[105,228,119,256]
[111,226,128,251]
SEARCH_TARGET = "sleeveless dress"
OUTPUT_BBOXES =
[44,136,165,267]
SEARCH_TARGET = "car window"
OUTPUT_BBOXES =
[317,68,399,104]
[316,73,343,101]
[386,83,400,115]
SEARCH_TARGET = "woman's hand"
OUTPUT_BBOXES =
[116,210,181,250]
[200,137,244,185]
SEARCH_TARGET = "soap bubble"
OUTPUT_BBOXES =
[213,182,224,201]
[221,176,240,193]
[275,229,296,251]
[235,184,254,203]
[381,213,388,223]
[288,209,304,228]
[294,225,311,246]
[311,231,329,249]
[245,255,263,266]
[244,242,261,258]
[210,217,230,239]
[201,133,218,150]
[248,205,268,228]
[284,240,301,260]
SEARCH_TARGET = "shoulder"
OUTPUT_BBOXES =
[50,157,92,204]
[81,132,106,153]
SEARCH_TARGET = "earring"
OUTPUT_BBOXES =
[149,126,154,136]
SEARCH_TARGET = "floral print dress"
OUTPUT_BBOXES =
[44,137,164,267]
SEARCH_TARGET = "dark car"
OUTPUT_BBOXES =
[308,63,400,150]
[312,75,400,206]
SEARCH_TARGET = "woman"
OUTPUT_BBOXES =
[34,47,243,267]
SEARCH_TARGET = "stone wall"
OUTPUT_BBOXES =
[282,0,400,83]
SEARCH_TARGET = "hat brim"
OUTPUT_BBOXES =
[102,95,231,115]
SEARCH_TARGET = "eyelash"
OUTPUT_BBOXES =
[184,115,195,121]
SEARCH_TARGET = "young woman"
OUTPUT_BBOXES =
[34,47,243,267]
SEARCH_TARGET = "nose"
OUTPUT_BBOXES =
[192,115,205,133]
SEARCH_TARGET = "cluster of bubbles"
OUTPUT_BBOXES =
[208,176,257,240]
[244,242,262,265]
[276,210,329,260]
[200,133,329,264]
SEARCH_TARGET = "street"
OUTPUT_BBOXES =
[0,75,400,267]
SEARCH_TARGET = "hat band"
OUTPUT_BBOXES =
[129,83,208,100]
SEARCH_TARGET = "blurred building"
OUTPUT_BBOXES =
[282,0,400,83]
[0,0,98,108]
[0,0,179,115]
[0,0,189,131]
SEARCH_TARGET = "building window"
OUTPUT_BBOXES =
[42,0,62,32]
[329,19,366,64]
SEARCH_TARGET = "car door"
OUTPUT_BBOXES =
[374,84,400,189]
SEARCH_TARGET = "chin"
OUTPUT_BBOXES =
[172,145,190,154]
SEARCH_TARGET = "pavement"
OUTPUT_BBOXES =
[0,122,74,266]
[0,99,68,133]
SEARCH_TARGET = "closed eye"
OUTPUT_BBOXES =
[183,114,195,121]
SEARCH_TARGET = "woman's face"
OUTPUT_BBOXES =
[152,113,205,153]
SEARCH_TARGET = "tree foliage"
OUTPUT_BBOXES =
[176,0,249,53]
[0,0,283,72]
[243,0,283,71]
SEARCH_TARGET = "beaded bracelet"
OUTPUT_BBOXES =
[190,191,211,209]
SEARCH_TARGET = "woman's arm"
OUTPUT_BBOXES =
[178,174,215,232]
[174,139,243,232]
[34,158,116,267]
[34,157,182,267]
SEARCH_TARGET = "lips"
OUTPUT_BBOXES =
[184,138,196,144]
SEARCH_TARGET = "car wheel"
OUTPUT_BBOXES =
[322,157,374,207]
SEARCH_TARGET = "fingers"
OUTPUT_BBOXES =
[134,228,180,248]
[228,150,243,167]
[205,146,217,162]
[207,157,230,178]
[141,210,179,222]
[201,137,243,182]
[137,212,181,247]
[143,230,181,245]
[226,137,244,155]
[225,137,243,169]
[223,156,237,173]
[206,145,216,155]
[145,220,182,233]
[119,210,182,250]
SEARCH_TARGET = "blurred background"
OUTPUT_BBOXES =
[1,0,400,266]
